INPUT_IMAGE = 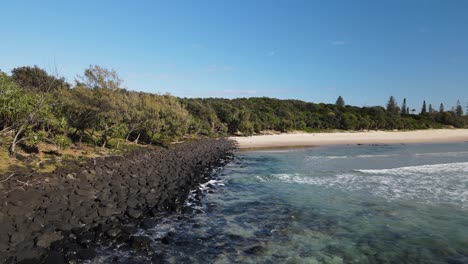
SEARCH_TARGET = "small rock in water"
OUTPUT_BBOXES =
[160,236,172,245]
[130,236,152,251]
[76,248,97,260]
[151,253,166,264]
[160,232,176,245]
[182,206,194,214]
[141,218,157,229]
[244,245,267,255]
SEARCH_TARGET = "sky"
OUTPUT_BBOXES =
[1,0,467,110]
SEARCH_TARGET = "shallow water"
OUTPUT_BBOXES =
[94,142,468,264]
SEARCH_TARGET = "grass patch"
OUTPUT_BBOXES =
[37,163,57,173]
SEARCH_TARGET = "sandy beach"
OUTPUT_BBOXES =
[231,129,468,149]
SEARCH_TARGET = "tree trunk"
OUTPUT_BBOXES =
[101,139,107,149]
[79,131,84,147]
[90,130,96,146]
[72,128,79,137]
[9,125,24,157]
[134,132,141,144]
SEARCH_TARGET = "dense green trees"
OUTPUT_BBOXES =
[181,96,464,134]
[56,67,191,148]
[11,66,69,92]
[1,65,466,156]
[0,74,33,130]
[0,72,64,155]
[335,96,345,108]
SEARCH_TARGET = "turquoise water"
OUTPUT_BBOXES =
[97,143,468,263]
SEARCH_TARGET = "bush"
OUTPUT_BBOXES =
[53,134,71,150]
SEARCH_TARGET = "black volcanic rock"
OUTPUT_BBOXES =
[44,251,66,264]
[130,236,153,251]
[0,139,235,263]
[76,248,97,260]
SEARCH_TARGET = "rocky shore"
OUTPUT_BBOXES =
[0,139,235,263]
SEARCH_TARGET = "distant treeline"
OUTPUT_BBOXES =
[0,65,466,155]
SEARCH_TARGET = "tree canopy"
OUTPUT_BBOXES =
[11,65,70,92]
[1,65,466,156]
[386,96,399,115]
[335,96,345,108]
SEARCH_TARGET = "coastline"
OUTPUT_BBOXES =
[231,129,468,149]
[0,139,235,263]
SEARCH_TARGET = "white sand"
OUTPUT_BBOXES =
[231,129,468,149]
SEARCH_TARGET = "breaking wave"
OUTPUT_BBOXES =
[306,154,397,160]
[357,162,468,176]
[266,162,468,207]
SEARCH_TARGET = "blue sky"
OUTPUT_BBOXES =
[1,0,467,110]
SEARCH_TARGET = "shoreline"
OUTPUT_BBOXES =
[231,129,468,149]
[0,139,235,263]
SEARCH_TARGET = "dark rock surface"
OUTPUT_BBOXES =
[0,139,235,263]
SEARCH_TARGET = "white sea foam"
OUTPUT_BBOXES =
[357,162,468,176]
[415,151,468,157]
[253,149,305,153]
[306,151,468,161]
[306,154,396,160]
[199,179,225,191]
[355,154,397,158]
[270,162,468,207]
[306,155,348,160]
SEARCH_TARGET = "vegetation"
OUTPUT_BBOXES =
[335,96,345,108]
[421,100,427,115]
[401,98,407,115]
[0,65,467,167]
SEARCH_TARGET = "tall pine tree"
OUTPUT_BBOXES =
[439,103,444,113]
[386,96,399,115]
[401,98,407,115]
[335,96,345,108]
[421,101,427,115]
[455,100,464,116]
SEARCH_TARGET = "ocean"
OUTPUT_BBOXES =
[94,142,468,263]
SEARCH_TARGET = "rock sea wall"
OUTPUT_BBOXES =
[0,139,235,263]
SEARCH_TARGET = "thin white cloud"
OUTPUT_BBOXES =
[222,89,257,95]
[267,50,278,56]
[204,65,235,73]
[331,40,349,46]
